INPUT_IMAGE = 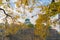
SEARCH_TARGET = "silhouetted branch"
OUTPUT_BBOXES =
[0,8,12,17]
[51,0,55,3]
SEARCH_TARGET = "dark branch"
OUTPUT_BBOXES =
[0,8,12,17]
[51,0,55,3]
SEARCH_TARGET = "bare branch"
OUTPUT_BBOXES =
[0,8,12,17]
[51,0,55,3]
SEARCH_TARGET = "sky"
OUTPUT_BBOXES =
[39,0,52,5]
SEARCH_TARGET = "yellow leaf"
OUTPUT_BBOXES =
[16,0,21,7]
[0,0,2,4]
[22,0,28,5]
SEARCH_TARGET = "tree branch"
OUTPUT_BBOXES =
[51,0,55,3]
[0,8,12,17]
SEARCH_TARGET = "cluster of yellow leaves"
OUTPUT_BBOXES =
[16,0,21,7]
[34,1,60,40]
[34,14,50,40]
[3,22,30,36]
[16,0,28,7]
[0,0,2,4]
[13,15,20,22]
[4,24,20,35]
[21,0,28,5]
[14,15,20,19]
[29,8,34,13]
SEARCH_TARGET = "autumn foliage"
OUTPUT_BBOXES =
[0,0,60,40]
[34,1,60,40]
